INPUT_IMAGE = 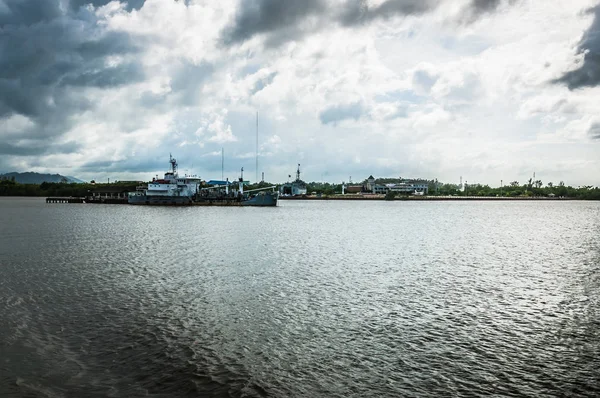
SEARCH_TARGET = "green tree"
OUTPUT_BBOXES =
[385,191,397,201]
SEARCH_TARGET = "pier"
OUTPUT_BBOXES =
[46,197,85,204]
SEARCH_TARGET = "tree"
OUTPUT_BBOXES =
[547,182,553,188]
[510,181,519,187]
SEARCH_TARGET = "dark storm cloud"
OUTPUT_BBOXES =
[468,0,502,15]
[68,0,146,12]
[0,0,146,153]
[222,0,515,47]
[221,0,327,45]
[554,6,600,90]
[0,140,81,156]
[339,0,436,26]
[221,0,437,46]
[319,102,364,125]
[459,0,516,24]
[590,122,600,140]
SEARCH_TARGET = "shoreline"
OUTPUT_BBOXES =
[280,195,577,201]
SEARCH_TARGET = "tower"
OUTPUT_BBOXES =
[255,111,259,183]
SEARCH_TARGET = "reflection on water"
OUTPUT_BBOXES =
[1,197,599,397]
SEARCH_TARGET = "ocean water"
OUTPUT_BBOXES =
[1,197,599,397]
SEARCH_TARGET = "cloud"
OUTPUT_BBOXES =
[221,0,512,47]
[222,0,325,44]
[458,0,517,24]
[69,0,147,12]
[195,110,238,143]
[0,0,146,153]
[170,61,215,105]
[412,66,439,95]
[338,0,437,26]
[319,102,364,125]
[590,122,600,140]
[251,71,278,94]
[554,6,600,90]
[465,0,505,16]
[0,140,81,157]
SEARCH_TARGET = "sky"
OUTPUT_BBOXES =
[1,0,599,186]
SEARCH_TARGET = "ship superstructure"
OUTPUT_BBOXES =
[129,155,202,205]
[279,164,307,196]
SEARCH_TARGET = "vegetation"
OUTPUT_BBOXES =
[1,177,599,200]
[426,180,600,200]
[384,191,397,201]
[0,180,136,197]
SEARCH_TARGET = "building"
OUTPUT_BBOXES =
[366,175,375,191]
[366,176,429,195]
[280,164,308,196]
[87,184,139,203]
[389,181,428,194]
[345,185,364,194]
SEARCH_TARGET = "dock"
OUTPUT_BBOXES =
[46,197,85,204]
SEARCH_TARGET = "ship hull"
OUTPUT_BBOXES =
[241,193,278,207]
[128,195,193,205]
[128,193,278,207]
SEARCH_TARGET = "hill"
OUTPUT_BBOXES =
[0,172,85,184]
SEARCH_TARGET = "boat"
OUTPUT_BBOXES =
[279,164,307,196]
[129,157,278,206]
[198,167,278,207]
[241,188,279,206]
[235,167,278,206]
[128,155,201,205]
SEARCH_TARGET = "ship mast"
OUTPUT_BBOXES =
[169,153,178,175]
[239,167,244,195]
[296,163,301,181]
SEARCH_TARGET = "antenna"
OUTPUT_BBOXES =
[256,111,259,183]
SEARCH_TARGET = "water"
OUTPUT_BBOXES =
[1,197,599,397]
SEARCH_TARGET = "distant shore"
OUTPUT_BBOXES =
[280,195,577,201]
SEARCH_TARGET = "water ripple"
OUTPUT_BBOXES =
[0,198,599,397]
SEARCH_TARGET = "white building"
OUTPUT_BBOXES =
[367,176,429,195]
